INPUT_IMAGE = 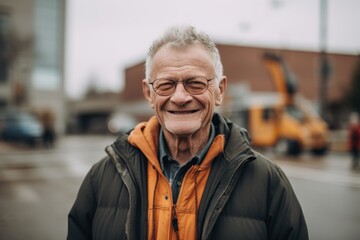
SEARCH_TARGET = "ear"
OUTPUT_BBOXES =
[142,79,154,108]
[215,76,227,106]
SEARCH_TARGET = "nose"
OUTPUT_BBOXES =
[170,82,192,105]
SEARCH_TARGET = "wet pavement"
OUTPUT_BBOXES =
[0,135,360,240]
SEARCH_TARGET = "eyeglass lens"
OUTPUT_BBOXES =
[152,76,211,96]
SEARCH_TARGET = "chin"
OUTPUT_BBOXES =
[168,127,200,136]
[164,121,202,136]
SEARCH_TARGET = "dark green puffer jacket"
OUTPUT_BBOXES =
[68,113,308,240]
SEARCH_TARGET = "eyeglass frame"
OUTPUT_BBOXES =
[148,76,216,96]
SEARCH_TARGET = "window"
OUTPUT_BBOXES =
[0,11,10,82]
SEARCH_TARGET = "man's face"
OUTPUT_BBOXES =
[142,44,226,137]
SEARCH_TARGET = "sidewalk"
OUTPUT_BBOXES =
[0,141,31,154]
[1,135,359,188]
[0,131,350,155]
[0,135,116,155]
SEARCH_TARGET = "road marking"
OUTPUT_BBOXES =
[280,164,360,188]
[62,157,95,177]
[11,184,40,203]
[0,162,93,182]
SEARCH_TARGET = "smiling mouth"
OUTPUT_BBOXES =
[168,110,198,114]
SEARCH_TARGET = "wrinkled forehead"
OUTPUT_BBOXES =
[149,47,214,80]
[151,44,215,72]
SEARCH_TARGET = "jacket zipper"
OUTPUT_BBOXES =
[202,153,255,239]
[172,204,180,240]
[106,145,138,239]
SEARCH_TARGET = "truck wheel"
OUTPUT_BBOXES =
[275,139,302,156]
[311,147,327,156]
[288,139,302,156]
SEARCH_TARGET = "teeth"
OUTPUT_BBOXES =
[170,110,197,114]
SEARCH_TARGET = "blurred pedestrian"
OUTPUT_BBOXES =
[40,108,56,148]
[68,25,308,240]
[348,112,360,169]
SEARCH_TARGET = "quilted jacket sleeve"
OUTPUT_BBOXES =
[67,165,97,240]
[267,165,309,240]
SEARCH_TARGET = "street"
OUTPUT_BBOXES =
[0,135,360,240]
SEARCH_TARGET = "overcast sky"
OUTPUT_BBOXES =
[64,0,360,99]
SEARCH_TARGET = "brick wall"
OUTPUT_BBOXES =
[121,44,358,105]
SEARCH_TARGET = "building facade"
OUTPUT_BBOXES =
[0,0,66,134]
[121,44,359,128]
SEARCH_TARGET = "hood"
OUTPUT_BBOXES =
[127,116,161,171]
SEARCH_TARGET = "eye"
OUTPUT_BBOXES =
[186,78,207,90]
[155,79,174,91]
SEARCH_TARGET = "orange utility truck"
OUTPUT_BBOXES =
[224,53,328,156]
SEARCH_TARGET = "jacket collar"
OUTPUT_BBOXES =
[113,112,254,166]
[211,112,254,161]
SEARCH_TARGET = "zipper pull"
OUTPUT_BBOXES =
[172,205,179,232]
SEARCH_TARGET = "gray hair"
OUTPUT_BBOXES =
[145,25,223,83]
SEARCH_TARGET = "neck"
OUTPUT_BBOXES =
[163,127,210,166]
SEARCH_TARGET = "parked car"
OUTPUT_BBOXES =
[0,110,44,145]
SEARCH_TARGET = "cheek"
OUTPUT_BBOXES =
[206,89,218,107]
[152,96,167,115]
[199,91,217,116]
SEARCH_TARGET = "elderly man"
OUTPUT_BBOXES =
[68,25,308,240]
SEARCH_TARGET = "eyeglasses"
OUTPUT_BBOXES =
[149,76,215,96]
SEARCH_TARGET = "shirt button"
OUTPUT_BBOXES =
[177,181,182,186]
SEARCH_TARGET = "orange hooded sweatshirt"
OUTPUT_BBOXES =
[128,116,224,240]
